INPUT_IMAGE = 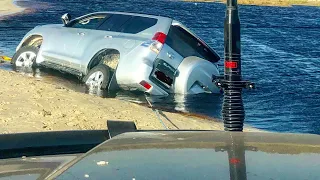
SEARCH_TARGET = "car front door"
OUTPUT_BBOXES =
[41,26,84,68]
[41,14,108,70]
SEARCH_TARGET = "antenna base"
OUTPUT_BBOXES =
[214,79,255,131]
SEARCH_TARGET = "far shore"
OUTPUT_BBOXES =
[0,0,24,17]
[184,0,320,6]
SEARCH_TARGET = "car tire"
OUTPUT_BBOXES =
[11,46,39,68]
[82,64,110,89]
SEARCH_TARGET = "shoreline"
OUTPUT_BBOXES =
[0,69,261,133]
[184,0,320,7]
[0,0,24,17]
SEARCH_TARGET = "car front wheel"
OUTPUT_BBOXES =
[82,64,110,90]
[11,46,39,69]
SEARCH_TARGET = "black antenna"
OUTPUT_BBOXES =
[215,0,254,131]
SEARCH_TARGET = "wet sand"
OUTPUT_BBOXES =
[0,69,261,133]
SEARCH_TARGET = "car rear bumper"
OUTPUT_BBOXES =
[118,57,220,95]
[117,60,169,96]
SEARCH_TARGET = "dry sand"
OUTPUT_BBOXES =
[0,0,24,16]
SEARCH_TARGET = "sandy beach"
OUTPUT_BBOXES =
[0,69,260,133]
[0,0,23,16]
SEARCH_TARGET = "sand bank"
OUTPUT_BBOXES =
[0,0,24,17]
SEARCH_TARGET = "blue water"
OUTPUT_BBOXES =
[1,0,320,134]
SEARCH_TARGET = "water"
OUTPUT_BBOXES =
[0,0,320,134]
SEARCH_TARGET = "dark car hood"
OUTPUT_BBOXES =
[0,154,78,180]
[46,131,320,180]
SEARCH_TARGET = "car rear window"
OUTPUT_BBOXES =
[97,14,132,32]
[165,25,220,62]
[120,16,157,34]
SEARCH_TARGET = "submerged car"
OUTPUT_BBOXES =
[11,11,221,96]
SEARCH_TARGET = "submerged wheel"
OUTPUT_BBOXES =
[11,46,39,68]
[82,64,110,89]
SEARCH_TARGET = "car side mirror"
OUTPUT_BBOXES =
[61,13,71,26]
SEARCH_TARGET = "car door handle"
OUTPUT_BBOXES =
[104,35,113,39]
[77,32,85,36]
[167,52,175,59]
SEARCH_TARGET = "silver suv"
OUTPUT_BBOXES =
[12,11,221,95]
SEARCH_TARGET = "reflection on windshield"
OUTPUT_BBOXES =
[54,132,320,179]
[0,155,77,179]
[0,173,40,180]
[216,134,249,180]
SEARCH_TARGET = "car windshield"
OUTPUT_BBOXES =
[0,0,320,179]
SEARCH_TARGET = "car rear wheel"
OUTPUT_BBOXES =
[82,64,110,90]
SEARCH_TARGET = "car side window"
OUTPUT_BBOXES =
[97,14,132,32]
[120,16,157,34]
[71,15,108,30]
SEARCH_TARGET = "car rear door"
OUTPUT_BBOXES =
[159,23,220,68]
[63,14,109,70]
[150,23,220,90]
[73,14,133,70]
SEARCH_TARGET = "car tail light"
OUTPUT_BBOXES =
[150,32,167,54]
[140,80,152,90]
[152,32,167,44]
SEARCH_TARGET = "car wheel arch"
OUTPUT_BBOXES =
[87,49,120,72]
[20,35,43,49]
